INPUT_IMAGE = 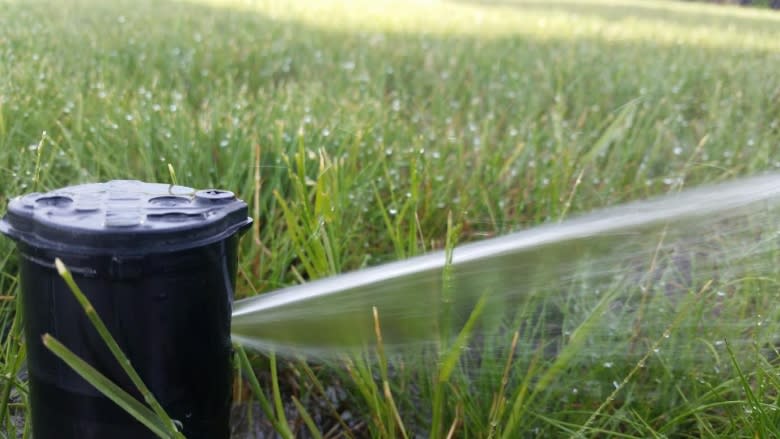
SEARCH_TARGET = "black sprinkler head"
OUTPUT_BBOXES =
[0,180,252,439]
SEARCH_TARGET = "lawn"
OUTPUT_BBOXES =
[2,0,780,437]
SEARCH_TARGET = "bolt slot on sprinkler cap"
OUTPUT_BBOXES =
[0,180,252,439]
[195,189,236,202]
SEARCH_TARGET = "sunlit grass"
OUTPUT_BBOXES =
[197,0,780,51]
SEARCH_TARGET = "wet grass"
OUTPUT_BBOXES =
[2,0,780,437]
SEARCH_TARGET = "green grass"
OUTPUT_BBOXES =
[2,0,780,437]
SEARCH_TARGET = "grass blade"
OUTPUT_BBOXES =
[269,351,293,438]
[291,395,324,439]
[42,334,170,439]
[373,307,409,439]
[167,163,178,186]
[0,289,26,428]
[32,131,46,191]
[235,344,293,438]
[438,292,489,383]
[54,258,182,437]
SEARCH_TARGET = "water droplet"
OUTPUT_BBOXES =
[388,208,398,216]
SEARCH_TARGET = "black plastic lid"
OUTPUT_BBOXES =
[0,180,252,255]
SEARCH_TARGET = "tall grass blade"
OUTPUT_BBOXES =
[235,344,293,439]
[42,335,171,439]
[54,259,183,437]
[291,395,323,439]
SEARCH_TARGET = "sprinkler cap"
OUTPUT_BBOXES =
[0,180,252,254]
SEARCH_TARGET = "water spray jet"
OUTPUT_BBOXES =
[231,173,780,357]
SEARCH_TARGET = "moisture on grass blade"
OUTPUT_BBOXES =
[232,173,780,363]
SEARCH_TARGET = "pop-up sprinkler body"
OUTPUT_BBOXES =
[0,180,251,438]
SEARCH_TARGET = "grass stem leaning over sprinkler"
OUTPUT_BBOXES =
[0,180,252,439]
